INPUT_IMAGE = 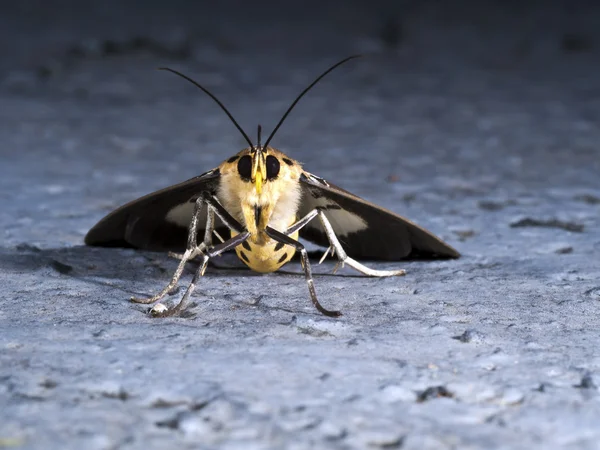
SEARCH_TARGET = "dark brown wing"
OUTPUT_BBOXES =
[298,172,460,260]
[85,169,223,252]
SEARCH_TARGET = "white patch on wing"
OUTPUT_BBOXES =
[165,202,204,228]
[306,196,367,236]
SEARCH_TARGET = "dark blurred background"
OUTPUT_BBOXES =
[2,0,599,80]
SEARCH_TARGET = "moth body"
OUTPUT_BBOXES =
[217,146,302,272]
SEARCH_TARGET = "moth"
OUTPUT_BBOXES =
[85,55,459,318]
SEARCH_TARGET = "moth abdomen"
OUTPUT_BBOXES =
[231,229,298,273]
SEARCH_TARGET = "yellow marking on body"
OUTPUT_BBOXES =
[251,151,265,194]
[232,229,298,273]
[217,146,303,273]
[254,171,263,194]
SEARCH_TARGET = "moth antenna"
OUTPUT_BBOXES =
[159,67,254,148]
[262,55,361,149]
[257,124,262,148]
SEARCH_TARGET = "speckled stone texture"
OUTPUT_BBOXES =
[1,1,600,449]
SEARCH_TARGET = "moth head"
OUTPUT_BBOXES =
[233,145,283,195]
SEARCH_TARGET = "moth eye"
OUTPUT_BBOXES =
[266,155,280,180]
[237,155,252,180]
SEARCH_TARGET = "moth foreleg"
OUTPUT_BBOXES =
[265,226,341,318]
[151,231,251,317]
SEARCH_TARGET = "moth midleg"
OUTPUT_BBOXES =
[151,231,251,317]
[265,226,341,317]
[285,209,406,277]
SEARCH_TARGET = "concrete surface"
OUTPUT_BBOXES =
[1,1,600,449]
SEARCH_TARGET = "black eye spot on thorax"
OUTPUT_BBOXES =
[282,158,294,166]
[227,155,239,164]
[266,155,280,180]
[237,155,252,180]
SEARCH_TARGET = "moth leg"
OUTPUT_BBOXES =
[284,209,335,264]
[265,226,341,318]
[130,195,212,305]
[316,210,406,277]
[168,228,227,261]
[318,245,335,265]
[131,193,246,307]
[212,229,226,244]
[285,208,319,235]
[151,231,251,317]
[166,208,216,261]
[286,208,406,277]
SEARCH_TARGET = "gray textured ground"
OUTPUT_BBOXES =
[1,1,600,449]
